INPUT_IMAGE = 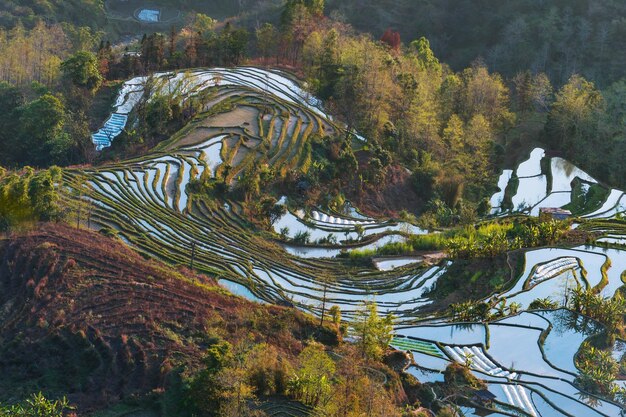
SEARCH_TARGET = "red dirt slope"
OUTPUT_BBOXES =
[0,224,336,411]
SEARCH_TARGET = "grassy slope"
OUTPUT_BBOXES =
[0,223,337,412]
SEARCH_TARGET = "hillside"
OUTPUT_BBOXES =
[326,0,626,86]
[66,64,626,416]
[3,0,624,87]
[0,223,337,411]
[0,0,105,28]
[1,1,626,416]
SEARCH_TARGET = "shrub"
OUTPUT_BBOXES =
[0,393,73,417]
[528,297,559,310]
[246,344,290,396]
[443,362,485,390]
[292,230,311,244]
[575,342,621,399]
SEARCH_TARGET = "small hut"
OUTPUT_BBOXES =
[539,207,572,220]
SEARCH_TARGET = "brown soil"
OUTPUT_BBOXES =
[0,224,337,412]
[205,106,260,136]
[165,105,260,150]
[346,163,422,218]
[172,126,215,148]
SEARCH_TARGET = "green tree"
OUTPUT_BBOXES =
[546,75,604,151]
[597,80,626,186]
[246,343,290,396]
[329,305,341,326]
[575,342,621,399]
[145,94,174,133]
[0,167,63,231]
[568,288,625,337]
[256,23,278,62]
[351,301,395,360]
[185,339,234,415]
[528,297,559,310]
[141,33,167,70]
[283,0,325,24]
[63,24,101,51]
[449,300,492,322]
[18,93,69,165]
[410,37,441,72]
[0,82,24,163]
[218,364,264,417]
[442,114,464,152]
[288,343,335,407]
[461,64,514,129]
[512,71,553,112]
[61,50,102,91]
[193,13,217,40]
[219,23,249,66]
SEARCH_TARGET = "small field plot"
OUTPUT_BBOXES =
[105,1,183,23]
[105,0,245,23]
[496,247,607,308]
[488,147,624,218]
[136,8,160,22]
[395,312,624,417]
[535,309,602,374]
[516,147,545,177]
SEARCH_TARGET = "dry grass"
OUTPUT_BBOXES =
[0,223,337,411]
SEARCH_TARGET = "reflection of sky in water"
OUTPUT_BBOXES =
[219,279,265,303]
[575,245,626,297]
[613,339,626,363]
[507,271,578,307]
[488,323,566,377]
[550,157,596,192]
[516,148,545,177]
[512,175,548,209]
[406,366,444,383]
[538,310,602,373]
[396,310,622,417]
[498,247,609,308]
[406,352,449,373]
[137,9,160,22]
[490,169,513,209]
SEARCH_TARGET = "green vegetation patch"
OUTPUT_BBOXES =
[391,337,443,358]
[564,179,610,216]
[424,256,509,308]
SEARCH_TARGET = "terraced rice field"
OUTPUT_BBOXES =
[72,160,450,319]
[273,198,424,246]
[493,241,626,309]
[75,67,443,323]
[393,221,626,416]
[76,67,626,416]
[258,399,311,417]
[92,67,333,151]
[490,147,626,218]
[281,233,405,259]
[396,310,624,417]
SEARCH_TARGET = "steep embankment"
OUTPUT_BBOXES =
[0,224,336,410]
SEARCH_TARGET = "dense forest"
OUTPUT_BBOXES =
[326,0,626,87]
[3,0,626,85]
[0,0,104,28]
[1,0,624,217]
